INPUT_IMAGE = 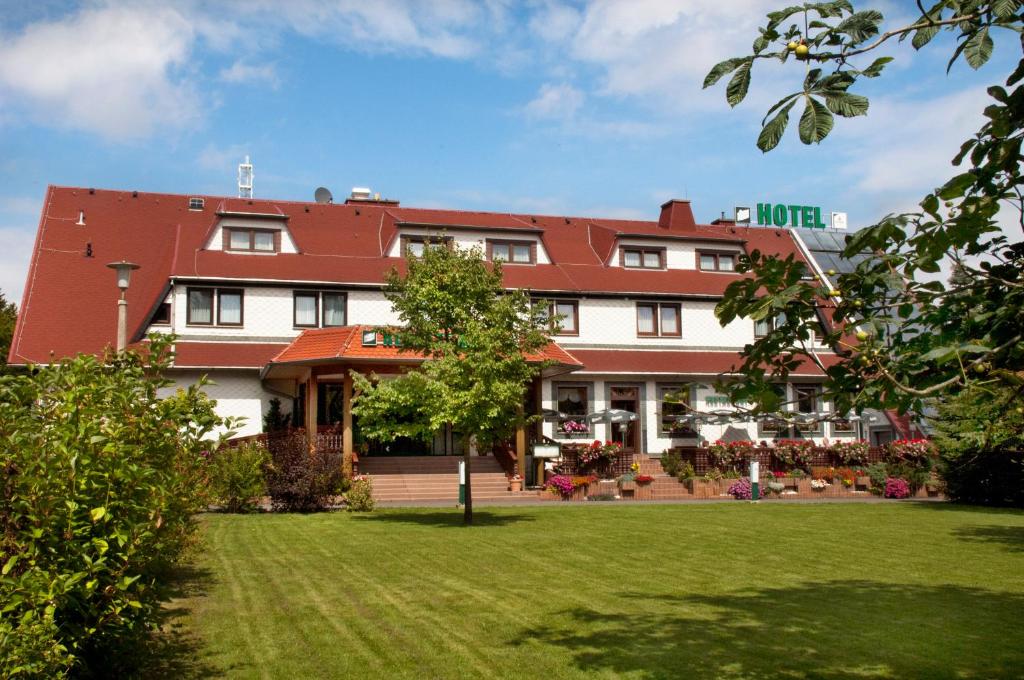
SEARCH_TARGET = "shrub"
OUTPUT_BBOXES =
[677,462,696,481]
[208,442,268,512]
[262,397,290,433]
[772,439,815,469]
[830,440,869,465]
[660,449,683,477]
[866,462,889,493]
[884,478,911,499]
[545,475,573,496]
[264,432,343,512]
[708,440,756,469]
[345,476,375,512]
[884,439,935,467]
[727,477,752,500]
[932,383,1024,506]
[0,337,233,677]
[766,481,786,495]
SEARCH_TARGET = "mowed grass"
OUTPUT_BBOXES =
[160,503,1024,679]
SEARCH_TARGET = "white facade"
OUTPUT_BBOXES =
[153,277,839,446]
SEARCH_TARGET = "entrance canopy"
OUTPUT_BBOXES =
[260,325,583,382]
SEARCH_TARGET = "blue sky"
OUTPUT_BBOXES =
[0,1,1020,302]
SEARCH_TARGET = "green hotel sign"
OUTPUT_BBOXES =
[756,203,828,229]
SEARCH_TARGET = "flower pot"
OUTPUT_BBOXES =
[620,481,636,491]
[510,479,522,492]
[856,476,871,487]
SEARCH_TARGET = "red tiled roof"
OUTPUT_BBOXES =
[9,186,818,365]
[568,349,838,376]
[173,342,289,368]
[267,326,582,367]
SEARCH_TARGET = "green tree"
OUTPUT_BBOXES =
[350,241,551,524]
[0,290,17,372]
[704,2,1024,422]
[932,383,1024,505]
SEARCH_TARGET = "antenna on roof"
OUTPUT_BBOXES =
[314,187,333,204]
[238,155,253,199]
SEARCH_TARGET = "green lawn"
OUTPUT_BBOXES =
[159,503,1024,679]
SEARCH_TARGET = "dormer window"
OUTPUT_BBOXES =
[698,250,736,272]
[487,239,535,264]
[225,227,278,253]
[621,247,665,269]
[401,235,452,257]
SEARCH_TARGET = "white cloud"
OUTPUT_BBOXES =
[237,0,486,59]
[0,227,38,305]
[219,60,280,88]
[527,1,582,42]
[525,82,585,120]
[0,4,202,140]
[841,87,986,195]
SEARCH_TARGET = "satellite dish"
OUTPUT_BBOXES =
[314,187,333,204]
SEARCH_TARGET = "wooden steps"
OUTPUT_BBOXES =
[360,456,525,502]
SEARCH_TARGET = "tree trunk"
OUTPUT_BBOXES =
[463,436,473,525]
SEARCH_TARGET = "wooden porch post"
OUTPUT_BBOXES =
[305,373,318,451]
[515,423,526,479]
[343,372,354,478]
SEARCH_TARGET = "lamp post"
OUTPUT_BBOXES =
[106,260,140,352]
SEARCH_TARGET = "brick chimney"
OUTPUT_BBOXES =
[658,199,697,231]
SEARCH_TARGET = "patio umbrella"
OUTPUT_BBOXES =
[540,408,565,421]
[586,408,637,448]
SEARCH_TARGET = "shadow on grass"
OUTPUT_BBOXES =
[952,524,1024,553]
[903,500,1024,515]
[95,564,242,680]
[352,510,536,527]
[519,581,1024,679]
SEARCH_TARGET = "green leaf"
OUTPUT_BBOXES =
[703,57,745,89]
[89,506,106,522]
[2,554,18,575]
[824,92,869,117]
[758,100,797,152]
[726,60,753,107]
[860,56,893,77]
[964,27,993,70]
[938,172,975,200]
[992,0,1021,19]
[912,24,940,49]
[798,96,834,144]
[834,10,882,43]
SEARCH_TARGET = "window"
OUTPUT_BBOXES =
[402,235,452,256]
[831,416,855,435]
[187,287,243,326]
[754,313,820,343]
[794,385,822,434]
[754,312,788,338]
[636,302,681,337]
[152,301,171,325]
[621,247,664,269]
[187,288,213,325]
[294,291,347,328]
[757,384,789,438]
[323,293,346,326]
[555,385,589,437]
[536,299,579,336]
[225,228,278,253]
[188,197,205,210]
[658,384,694,436]
[488,239,535,264]
[217,289,243,326]
[294,292,318,327]
[698,251,737,272]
